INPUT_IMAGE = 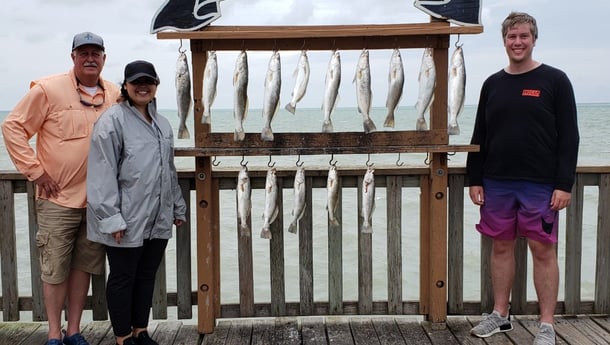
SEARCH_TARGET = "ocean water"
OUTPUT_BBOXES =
[1,103,608,310]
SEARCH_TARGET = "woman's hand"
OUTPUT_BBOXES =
[112,230,125,244]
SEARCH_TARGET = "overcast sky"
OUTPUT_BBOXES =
[1,0,608,112]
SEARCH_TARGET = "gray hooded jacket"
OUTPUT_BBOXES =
[87,100,186,247]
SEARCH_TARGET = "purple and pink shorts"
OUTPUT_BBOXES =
[476,178,558,244]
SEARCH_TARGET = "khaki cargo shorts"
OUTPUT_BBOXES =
[35,199,105,284]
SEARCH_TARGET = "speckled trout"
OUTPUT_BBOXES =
[288,166,306,234]
[175,51,191,139]
[233,50,248,141]
[448,45,466,135]
[201,50,217,124]
[261,51,281,141]
[261,167,278,239]
[361,166,375,233]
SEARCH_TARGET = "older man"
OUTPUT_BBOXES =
[2,32,120,345]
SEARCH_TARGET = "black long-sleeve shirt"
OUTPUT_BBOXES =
[466,64,579,192]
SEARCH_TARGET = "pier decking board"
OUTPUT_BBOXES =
[4,315,610,345]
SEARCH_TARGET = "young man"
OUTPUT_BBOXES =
[466,12,579,345]
[2,32,120,345]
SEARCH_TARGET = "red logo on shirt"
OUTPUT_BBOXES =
[522,89,541,97]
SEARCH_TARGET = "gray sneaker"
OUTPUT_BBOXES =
[470,311,513,338]
[534,323,555,345]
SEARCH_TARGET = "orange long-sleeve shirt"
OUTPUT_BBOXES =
[1,69,120,208]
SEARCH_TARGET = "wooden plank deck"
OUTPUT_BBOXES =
[3,315,610,345]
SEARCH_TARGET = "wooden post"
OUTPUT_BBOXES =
[424,42,449,323]
[191,40,219,334]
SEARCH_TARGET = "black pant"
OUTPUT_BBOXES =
[105,239,168,337]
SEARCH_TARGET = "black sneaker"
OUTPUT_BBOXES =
[134,331,159,345]
[119,337,137,345]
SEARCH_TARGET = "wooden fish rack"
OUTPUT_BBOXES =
[157,20,483,334]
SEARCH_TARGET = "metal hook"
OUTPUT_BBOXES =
[366,153,374,167]
[178,39,186,53]
[267,153,276,168]
[455,34,463,48]
[296,154,304,167]
[396,153,404,167]
[240,154,248,167]
[212,156,220,166]
[423,153,431,166]
[329,153,338,166]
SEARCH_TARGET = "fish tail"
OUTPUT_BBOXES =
[201,114,211,124]
[284,102,296,114]
[178,125,190,139]
[288,222,298,234]
[448,122,460,135]
[238,223,251,236]
[322,120,334,133]
[363,118,377,134]
[383,112,395,128]
[261,127,274,141]
[329,215,340,226]
[260,227,272,239]
[416,118,428,131]
[361,222,373,234]
[234,128,245,141]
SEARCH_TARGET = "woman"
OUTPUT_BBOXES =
[87,60,187,345]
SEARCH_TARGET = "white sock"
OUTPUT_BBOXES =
[540,322,554,329]
[492,310,508,319]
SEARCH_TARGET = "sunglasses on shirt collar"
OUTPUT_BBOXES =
[77,85,105,108]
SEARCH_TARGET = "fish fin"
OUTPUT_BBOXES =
[448,122,460,135]
[177,125,190,139]
[363,118,377,134]
[260,227,272,239]
[329,216,340,226]
[238,224,251,237]
[261,127,274,141]
[416,118,428,131]
[234,129,245,141]
[285,102,296,114]
[322,120,333,133]
[383,113,395,128]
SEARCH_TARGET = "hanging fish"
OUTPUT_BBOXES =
[236,165,251,236]
[361,166,375,233]
[175,51,191,139]
[354,49,376,134]
[327,164,340,226]
[284,50,310,115]
[201,50,217,124]
[448,45,466,135]
[288,166,306,234]
[261,167,278,239]
[233,50,249,141]
[321,50,341,133]
[415,47,436,131]
[384,48,405,128]
[261,51,281,141]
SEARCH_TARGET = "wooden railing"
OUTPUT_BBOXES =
[1,166,608,324]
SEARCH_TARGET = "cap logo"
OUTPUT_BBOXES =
[83,33,94,41]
